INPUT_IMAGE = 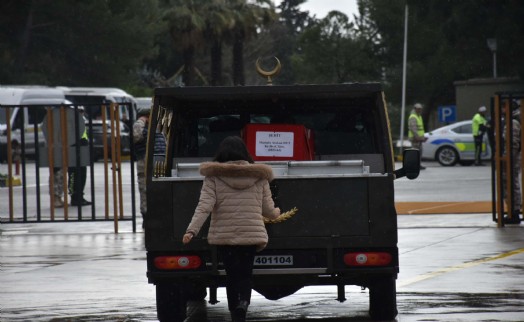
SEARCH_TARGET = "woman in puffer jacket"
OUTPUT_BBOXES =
[182,136,281,322]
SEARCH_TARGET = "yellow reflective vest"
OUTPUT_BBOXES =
[472,113,487,136]
[408,113,424,138]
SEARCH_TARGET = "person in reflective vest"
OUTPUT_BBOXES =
[408,103,427,169]
[472,106,489,166]
[68,106,91,206]
[42,104,90,207]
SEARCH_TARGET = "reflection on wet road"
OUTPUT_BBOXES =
[1,214,524,322]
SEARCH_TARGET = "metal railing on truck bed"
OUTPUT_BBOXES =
[160,159,388,180]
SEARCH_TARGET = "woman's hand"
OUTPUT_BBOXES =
[182,232,194,244]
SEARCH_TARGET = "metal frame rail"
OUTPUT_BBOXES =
[491,93,524,227]
[0,103,137,233]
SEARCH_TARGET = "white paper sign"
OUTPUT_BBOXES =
[255,131,294,157]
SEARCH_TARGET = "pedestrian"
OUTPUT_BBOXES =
[133,105,166,227]
[51,168,65,208]
[182,136,281,322]
[42,104,88,207]
[501,100,522,224]
[472,106,489,166]
[408,103,427,169]
[69,106,91,206]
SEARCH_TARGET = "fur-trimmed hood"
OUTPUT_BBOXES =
[200,161,274,188]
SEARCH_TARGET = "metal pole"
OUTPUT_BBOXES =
[129,104,136,233]
[102,106,109,219]
[6,108,14,222]
[110,103,119,233]
[47,108,55,221]
[60,107,69,220]
[399,4,409,156]
[493,51,497,78]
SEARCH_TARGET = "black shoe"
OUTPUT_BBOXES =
[420,165,426,170]
[71,198,92,206]
[503,214,521,224]
[232,300,248,322]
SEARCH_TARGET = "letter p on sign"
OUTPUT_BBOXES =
[438,105,456,123]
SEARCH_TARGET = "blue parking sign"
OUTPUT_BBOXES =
[438,105,456,123]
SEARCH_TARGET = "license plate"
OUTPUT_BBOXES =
[254,255,293,266]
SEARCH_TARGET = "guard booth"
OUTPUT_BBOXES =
[491,92,524,227]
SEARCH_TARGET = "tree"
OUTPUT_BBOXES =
[0,0,162,86]
[359,0,524,126]
[163,0,207,86]
[272,0,313,84]
[291,11,382,84]
[204,0,240,86]
[227,0,277,85]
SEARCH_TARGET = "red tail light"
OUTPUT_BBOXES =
[344,252,392,266]
[154,256,202,270]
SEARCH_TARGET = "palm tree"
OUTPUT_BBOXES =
[201,0,233,86]
[163,0,206,86]
[226,0,277,85]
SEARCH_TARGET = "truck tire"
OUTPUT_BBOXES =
[369,276,397,321]
[187,286,207,301]
[0,146,6,163]
[156,283,188,322]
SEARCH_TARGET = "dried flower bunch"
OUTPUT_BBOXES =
[264,207,298,224]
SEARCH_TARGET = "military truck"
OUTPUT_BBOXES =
[145,83,419,321]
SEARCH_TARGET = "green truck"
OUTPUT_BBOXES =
[145,83,419,321]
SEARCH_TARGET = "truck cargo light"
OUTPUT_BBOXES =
[344,252,392,266]
[154,256,202,270]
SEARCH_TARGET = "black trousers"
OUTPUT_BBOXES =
[474,134,484,164]
[218,245,257,311]
[68,166,87,201]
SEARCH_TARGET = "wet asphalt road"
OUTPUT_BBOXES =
[1,162,524,321]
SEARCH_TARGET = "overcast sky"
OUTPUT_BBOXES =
[297,0,359,20]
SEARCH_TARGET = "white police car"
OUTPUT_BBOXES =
[422,120,492,166]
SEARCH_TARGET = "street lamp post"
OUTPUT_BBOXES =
[399,4,409,155]
[487,38,497,78]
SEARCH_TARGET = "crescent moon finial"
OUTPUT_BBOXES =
[256,57,281,85]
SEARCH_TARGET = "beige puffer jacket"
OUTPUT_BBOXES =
[186,160,280,251]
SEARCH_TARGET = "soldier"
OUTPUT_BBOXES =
[472,106,489,166]
[68,105,91,206]
[42,104,87,208]
[408,103,428,169]
[51,169,65,208]
[502,100,521,224]
[133,105,166,227]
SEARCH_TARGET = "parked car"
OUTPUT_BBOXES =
[422,120,492,166]
[135,97,152,111]
[0,87,66,162]
[57,86,137,126]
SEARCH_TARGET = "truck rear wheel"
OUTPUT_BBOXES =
[156,283,187,322]
[368,276,397,320]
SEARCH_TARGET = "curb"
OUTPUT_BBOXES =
[396,201,492,215]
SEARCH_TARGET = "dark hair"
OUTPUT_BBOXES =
[213,136,254,163]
